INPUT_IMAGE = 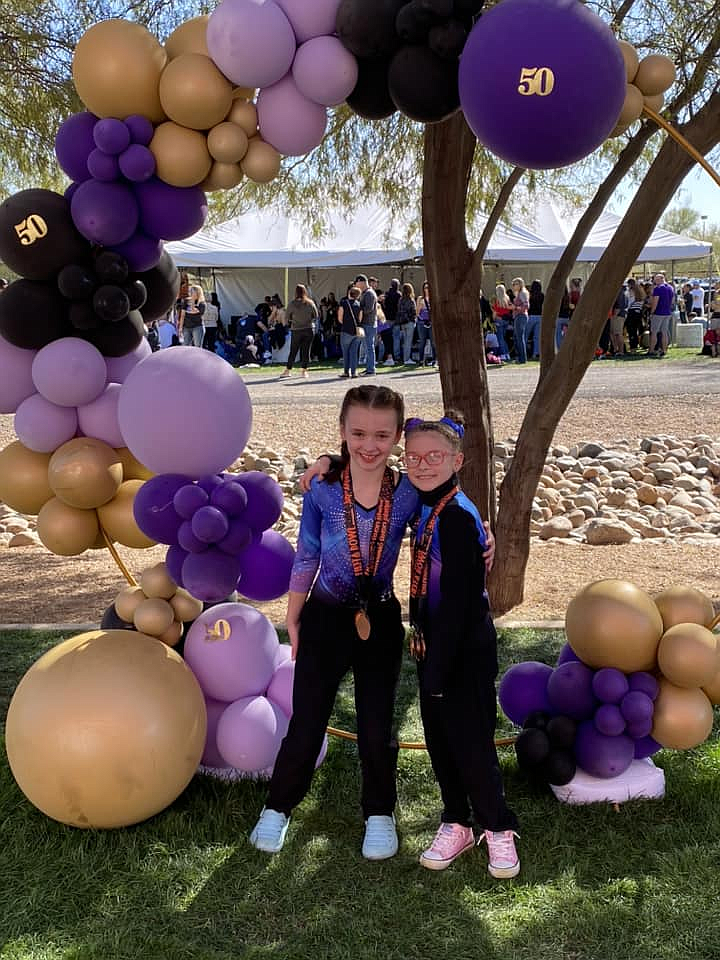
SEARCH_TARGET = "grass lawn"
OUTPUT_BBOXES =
[1,627,719,960]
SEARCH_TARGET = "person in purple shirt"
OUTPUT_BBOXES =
[648,272,675,357]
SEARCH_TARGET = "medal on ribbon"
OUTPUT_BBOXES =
[409,486,458,659]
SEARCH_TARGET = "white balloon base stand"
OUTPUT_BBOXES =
[551,758,665,805]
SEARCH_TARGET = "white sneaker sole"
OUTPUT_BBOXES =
[488,860,520,879]
[419,838,475,871]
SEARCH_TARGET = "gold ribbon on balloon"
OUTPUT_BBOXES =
[97,519,138,587]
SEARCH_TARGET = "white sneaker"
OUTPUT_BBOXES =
[404,359,416,365]
[384,357,395,366]
[362,815,398,860]
[249,807,290,853]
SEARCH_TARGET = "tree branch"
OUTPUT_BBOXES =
[471,165,525,279]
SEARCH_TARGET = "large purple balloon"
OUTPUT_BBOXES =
[207,0,297,89]
[14,393,78,452]
[276,0,341,42]
[498,661,553,726]
[201,696,232,769]
[633,735,661,760]
[77,383,124,447]
[546,661,597,721]
[182,549,242,602]
[574,720,634,779]
[592,668,629,705]
[235,471,284,531]
[118,347,253,476]
[133,473,190,544]
[165,542,188,585]
[458,0,627,169]
[236,530,295,602]
[216,696,288,773]
[55,112,97,183]
[184,602,279,702]
[32,338,106,407]
[266,658,295,717]
[71,179,139,245]
[0,336,36,414]
[105,335,151,383]
[292,37,358,107]
[134,179,207,242]
[257,74,328,157]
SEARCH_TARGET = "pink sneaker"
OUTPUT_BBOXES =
[419,823,475,871]
[481,830,520,879]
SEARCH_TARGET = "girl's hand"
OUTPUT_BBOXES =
[483,521,496,572]
[287,620,301,659]
[299,455,331,492]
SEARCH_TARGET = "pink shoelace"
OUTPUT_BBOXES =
[429,823,470,856]
[485,830,519,865]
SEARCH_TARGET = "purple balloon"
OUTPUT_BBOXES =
[178,520,210,554]
[207,0,297,89]
[184,602,279,701]
[629,671,659,701]
[266,658,295,716]
[174,483,209,519]
[55,112,97,183]
[105,335,151,383]
[14,393,78,452]
[574,721,635,779]
[201,696,232,768]
[633,735,661,760]
[118,347,253,476]
[498,661,553,726]
[620,691,654,726]
[547,661,597,721]
[0,336,36,413]
[125,114,155,147]
[192,505,230,544]
[71,179,139,246]
[76,382,124,447]
[235,471,284,531]
[110,231,163,273]
[119,144,156,183]
[216,696,288,773]
[236,530,295,602]
[556,642,579,666]
[593,704,626,737]
[165,542,188,584]
[625,715,653,740]
[592,668,629,705]
[132,473,189,544]
[210,479,249,516]
[276,0,341,42]
[134,178,207,242]
[87,149,120,182]
[292,37,358,107]
[458,0,627,169]
[258,73,328,157]
[65,182,81,203]
[197,474,225,495]
[218,517,253,554]
[32,337,107,406]
[183,548,242,602]
[93,118,131,155]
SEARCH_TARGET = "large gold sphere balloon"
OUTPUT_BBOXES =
[565,579,663,671]
[617,40,639,83]
[616,84,644,127]
[133,597,175,637]
[241,138,282,184]
[651,679,713,750]
[48,438,123,510]
[654,586,715,630]
[115,585,146,622]
[96,480,155,549]
[5,630,206,828]
[202,161,244,192]
[657,623,719,688]
[634,54,676,97]
[702,670,720,705]
[207,122,249,163]
[227,99,258,138]
[150,122,213,188]
[170,588,203,622]
[164,15,210,60]
[115,447,154,481]
[37,498,100,556]
[72,19,166,122]
[140,563,177,600]
[159,53,233,131]
[0,442,53,515]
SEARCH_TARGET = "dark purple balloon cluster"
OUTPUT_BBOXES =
[133,470,295,604]
[499,644,662,782]
[338,0,484,123]
[55,112,208,272]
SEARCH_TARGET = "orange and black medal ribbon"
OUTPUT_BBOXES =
[342,465,394,639]
[409,487,458,659]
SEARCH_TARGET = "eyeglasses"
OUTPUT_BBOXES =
[403,450,455,468]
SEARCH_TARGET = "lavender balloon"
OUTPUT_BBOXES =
[574,721,634,779]
[207,0,297,89]
[133,473,189,544]
[293,37,359,107]
[235,471,284,531]
[174,483,209,519]
[236,530,295,602]
[546,660,597,721]
[274,643,292,667]
[55,112,97,183]
[593,704,626,737]
[0,336,36,413]
[77,383,124,447]
[32,338,106,407]
[266,658,295,717]
[592,668,629,705]
[458,0,627,169]
[184,602,279,702]
[216,696,289,773]
[201,696,232,769]
[105,335,151,383]
[134,178,207,242]
[277,0,341,41]
[183,549,242,602]
[257,73,328,157]
[14,393,78,452]
[192,505,230,544]
[498,661,553,726]
[71,179,139,245]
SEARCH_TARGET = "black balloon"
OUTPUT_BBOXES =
[396,2,434,43]
[523,709,551,730]
[133,250,180,323]
[100,603,136,632]
[452,0,484,17]
[94,250,129,285]
[417,0,453,16]
[58,263,95,301]
[69,300,100,331]
[336,0,406,58]
[347,57,397,120]
[0,189,89,280]
[388,44,460,122]
[541,749,577,786]
[124,280,148,312]
[93,284,131,322]
[546,715,577,750]
[514,728,550,770]
[428,19,468,58]
[82,308,145,357]
[0,278,68,349]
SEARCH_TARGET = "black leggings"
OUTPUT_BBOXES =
[286,328,314,370]
[267,595,405,818]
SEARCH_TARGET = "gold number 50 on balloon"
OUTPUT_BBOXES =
[517,67,555,96]
[14,215,48,245]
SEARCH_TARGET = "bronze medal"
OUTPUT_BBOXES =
[355,609,371,640]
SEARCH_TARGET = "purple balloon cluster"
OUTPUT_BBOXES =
[133,470,294,603]
[184,602,327,775]
[499,644,662,780]
[56,111,207,270]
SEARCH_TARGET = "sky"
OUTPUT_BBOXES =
[609,162,719,234]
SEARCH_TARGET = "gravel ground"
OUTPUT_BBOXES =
[1,359,718,624]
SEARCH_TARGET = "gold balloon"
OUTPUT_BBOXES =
[115,447,154,481]
[72,19,166,122]
[565,579,663,672]
[634,54,676,97]
[227,99,258,138]
[207,122,249,163]
[48,438,123,510]
[232,86,256,101]
[241,137,282,184]
[164,15,210,60]
[150,121,213,188]
[616,84,644,127]
[115,585,146,622]
[608,121,631,139]
[159,53,233,131]
[654,585,714,630]
[158,620,183,647]
[651,679,713,750]
[170,588,204,622]
[140,563,178,600]
[37,498,100,557]
[643,93,664,112]
[96,480,155,549]
[0,442,53,515]
[201,161,244,192]
[702,670,720,705]
[617,39,639,83]
[657,623,719,688]
[133,597,175,637]
[6,630,206,828]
